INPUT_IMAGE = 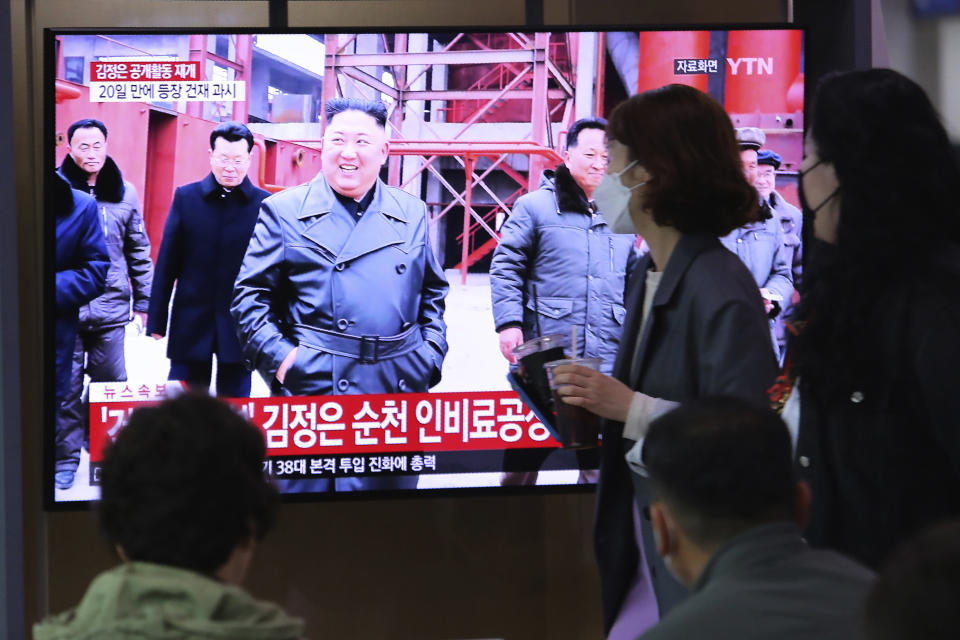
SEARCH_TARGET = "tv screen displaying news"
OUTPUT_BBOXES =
[47,26,804,504]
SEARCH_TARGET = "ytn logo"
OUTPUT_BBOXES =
[727,58,774,75]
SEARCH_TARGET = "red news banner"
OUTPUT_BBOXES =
[88,60,245,103]
[89,387,557,479]
[90,61,200,82]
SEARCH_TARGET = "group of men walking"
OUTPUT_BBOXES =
[54,98,449,491]
[54,98,803,493]
[487,120,804,482]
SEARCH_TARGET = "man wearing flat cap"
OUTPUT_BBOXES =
[756,149,803,359]
[735,126,766,187]
[720,127,793,359]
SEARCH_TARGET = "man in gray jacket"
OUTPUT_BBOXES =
[491,117,637,374]
[756,149,802,360]
[57,118,153,489]
[490,117,637,484]
[722,128,792,357]
[631,396,873,640]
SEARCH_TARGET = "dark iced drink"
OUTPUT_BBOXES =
[544,358,602,449]
[512,333,569,417]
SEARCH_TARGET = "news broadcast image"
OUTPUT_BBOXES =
[50,29,803,502]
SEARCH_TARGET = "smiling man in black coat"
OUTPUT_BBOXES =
[147,122,269,397]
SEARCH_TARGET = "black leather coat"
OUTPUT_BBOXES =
[231,174,448,395]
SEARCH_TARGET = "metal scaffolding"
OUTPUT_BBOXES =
[318,32,578,283]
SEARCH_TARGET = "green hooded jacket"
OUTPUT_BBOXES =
[33,562,305,640]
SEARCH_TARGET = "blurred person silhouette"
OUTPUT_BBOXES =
[631,396,873,640]
[549,85,778,638]
[34,393,305,639]
[863,520,960,640]
[52,170,109,490]
[787,68,960,569]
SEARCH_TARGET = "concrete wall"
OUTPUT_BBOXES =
[880,0,960,141]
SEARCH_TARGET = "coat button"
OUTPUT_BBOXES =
[396,263,407,274]
[850,390,864,403]
[798,455,810,468]
[398,379,408,391]
[335,262,346,271]
[337,318,349,330]
[337,379,350,392]
[736,238,743,243]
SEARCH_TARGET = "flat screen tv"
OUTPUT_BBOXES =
[46,25,804,505]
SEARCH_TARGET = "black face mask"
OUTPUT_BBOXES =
[797,158,841,217]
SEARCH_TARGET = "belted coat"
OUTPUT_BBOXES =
[231,174,449,396]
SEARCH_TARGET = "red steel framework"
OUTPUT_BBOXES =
[317,32,580,283]
[55,32,600,282]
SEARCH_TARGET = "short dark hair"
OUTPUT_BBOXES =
[210,120,254,152]
[606,85,758,235]
[325,97,388,129]
[863,521,960,640]
[566,117,607,150]
[67,118,108,143]
[98,393,278,575]
[642,396,797,548]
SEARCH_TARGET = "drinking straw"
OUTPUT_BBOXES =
[533,284,542,337]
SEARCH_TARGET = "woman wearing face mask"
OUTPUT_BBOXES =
[786,68,960,570]
[550,85,779,638]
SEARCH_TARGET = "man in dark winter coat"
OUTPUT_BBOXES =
[148,122,269,397]
[232,98,448,493]
[57,118,153,489]
[52,171,109,490]
[490,117,638,485]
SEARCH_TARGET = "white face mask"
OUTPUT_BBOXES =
[593,160,647,234]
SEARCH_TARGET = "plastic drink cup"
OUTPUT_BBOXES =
[543,357,603,449]
[512,333,569,416]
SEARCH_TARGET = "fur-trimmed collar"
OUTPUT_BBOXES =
[552,164,592,215]
[59,153,126,203]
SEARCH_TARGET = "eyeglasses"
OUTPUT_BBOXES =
[212,155,250,167]
[76,143,103,152]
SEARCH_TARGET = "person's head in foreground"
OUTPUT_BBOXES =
[800,67,960,249]
[794,67,960,394]
[34,392,304,640]
[99,392,278,583]
[863,520,960,640]
[641,396,807,587]
[601,84,757,239]
[634,396,874,640]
